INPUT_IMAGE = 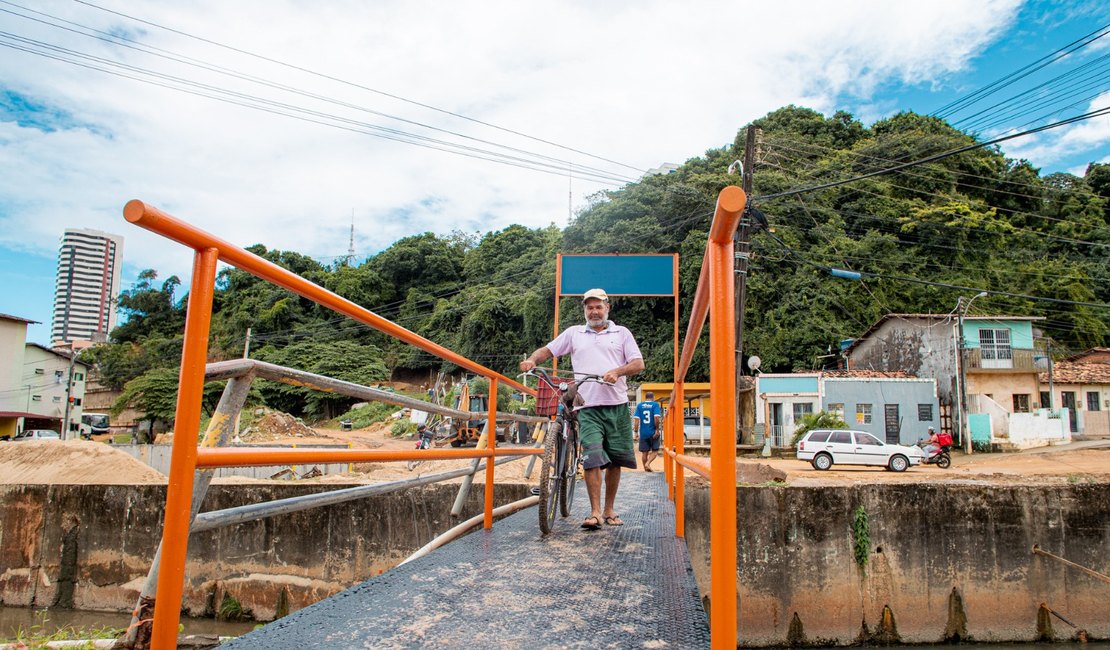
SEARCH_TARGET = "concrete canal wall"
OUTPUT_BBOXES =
[0,482,530,621]
[2,480,1106,645]
[685,482,1109,646]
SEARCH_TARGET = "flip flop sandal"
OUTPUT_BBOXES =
[580,516,601,530]
[604,515,624,527]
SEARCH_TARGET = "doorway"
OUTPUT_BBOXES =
[883,404,900,444]
[1061,391,1078,432]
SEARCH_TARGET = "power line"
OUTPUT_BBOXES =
[67,0,647,174]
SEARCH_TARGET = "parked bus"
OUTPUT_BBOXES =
[79,413,110,439]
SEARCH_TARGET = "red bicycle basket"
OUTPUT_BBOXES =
[535,378,561,416]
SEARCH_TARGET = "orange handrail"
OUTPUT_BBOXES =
[123,200,531,395]
[124,200,537,649]
[670,185,745,649]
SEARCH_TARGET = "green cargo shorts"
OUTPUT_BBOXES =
[577,404,637,470]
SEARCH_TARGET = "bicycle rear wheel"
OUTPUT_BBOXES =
[537,419,562,535]
[559,423,578,518]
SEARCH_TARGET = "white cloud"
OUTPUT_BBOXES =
[0,0,1032,288]
[999,91,1110,171]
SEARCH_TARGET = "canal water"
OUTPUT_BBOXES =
[0,606,257,642]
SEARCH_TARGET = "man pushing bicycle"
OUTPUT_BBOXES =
[520,288,645,530]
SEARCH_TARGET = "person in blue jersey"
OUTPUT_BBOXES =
[633,391,663,472]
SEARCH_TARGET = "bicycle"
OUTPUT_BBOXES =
[522,367,610,535]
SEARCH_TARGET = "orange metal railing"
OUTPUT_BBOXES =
[665,185,746,649]
[123,200,540,650]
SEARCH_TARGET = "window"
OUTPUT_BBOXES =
[856,403,872,425]
[1088,392,1101,412]
[52,396,62,403]
[792,402,814,422]
[74,372,84,381]
[34,368,44,375]
[1040,391,1051,409]
[827,403,844,419]
[978,328,1013,368]
[1013,394,1031,413]
[31,395,42,402]
[74,398,82,406]
[54,370,64,380]
[855,432,882,446]
[829,431,852,444]
[807,431,832,443]
[917,404,933,421]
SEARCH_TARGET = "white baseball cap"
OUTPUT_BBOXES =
[581,288,609,302]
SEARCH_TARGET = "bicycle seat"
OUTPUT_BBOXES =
[562,382,584,408]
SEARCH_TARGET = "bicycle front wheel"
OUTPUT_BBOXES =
[537,419,562,535]
[560,423,578,518]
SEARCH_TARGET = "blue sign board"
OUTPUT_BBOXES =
[559,255,676,296]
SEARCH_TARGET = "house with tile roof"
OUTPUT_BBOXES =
[1039,350,1110,437]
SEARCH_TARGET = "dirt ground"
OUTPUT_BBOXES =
[2,418,1108,487]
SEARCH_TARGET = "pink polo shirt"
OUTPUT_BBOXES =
[545,321,643,408]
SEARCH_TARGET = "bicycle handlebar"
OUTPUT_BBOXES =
[519,367,613,389]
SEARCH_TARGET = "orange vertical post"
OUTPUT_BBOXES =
[666,255,679,492]
[673,380,685,536]
[151,247,218,650]
[552,254,562,373]
[483,378,498,529]
[708,188,744,649]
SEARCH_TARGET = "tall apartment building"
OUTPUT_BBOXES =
[51,228,124,347]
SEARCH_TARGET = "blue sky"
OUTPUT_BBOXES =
[0,0,1107,346]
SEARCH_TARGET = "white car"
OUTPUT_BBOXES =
[12,429,61,441]
[796,429,924,472]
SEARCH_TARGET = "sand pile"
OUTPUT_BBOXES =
[0,439,166,485]
[241,411,322,442]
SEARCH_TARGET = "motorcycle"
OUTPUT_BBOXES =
[407,429,433,471]
[916,440,952,469]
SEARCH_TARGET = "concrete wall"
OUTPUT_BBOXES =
[4,480,1107,645]
[111,443,351,479]
[684,482,1110,646]
[0,482,531,621]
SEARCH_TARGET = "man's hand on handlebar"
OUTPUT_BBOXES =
[520,358,536,373]
[602,369,621,384]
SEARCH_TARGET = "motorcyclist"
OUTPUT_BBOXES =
[415,424,433,449]
[921,427,940,459]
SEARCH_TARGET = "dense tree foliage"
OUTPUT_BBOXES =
[89,107,1109,423]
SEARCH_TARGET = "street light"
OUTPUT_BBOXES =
[955,291,989,455]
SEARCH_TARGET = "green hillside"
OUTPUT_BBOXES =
[90,107,1110,424]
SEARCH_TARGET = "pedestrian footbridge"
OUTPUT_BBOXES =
[221,472,709,649]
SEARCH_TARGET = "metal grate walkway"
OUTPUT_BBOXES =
[221,471,709,649]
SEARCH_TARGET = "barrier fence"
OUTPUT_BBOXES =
[123,200,545,650]
[125,185,745,649]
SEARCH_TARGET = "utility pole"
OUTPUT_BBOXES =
[734,125,757,444]
[243,327,253,359]
[62,344,85,441]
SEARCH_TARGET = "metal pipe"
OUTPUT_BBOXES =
[204,358,547,424]
[398,495,539,567]
[451,427,489,517]
[524,422,547,478]
[128,374,254,644]
[708,187,744,650]
[152,247,218,650]
[674,381,685,537]
[666,449,712,480]
[123,200,531,395]
[1033,544,1110,584]
[484,380,498,529]
[195,444,540,468]
[191,455,527,533]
